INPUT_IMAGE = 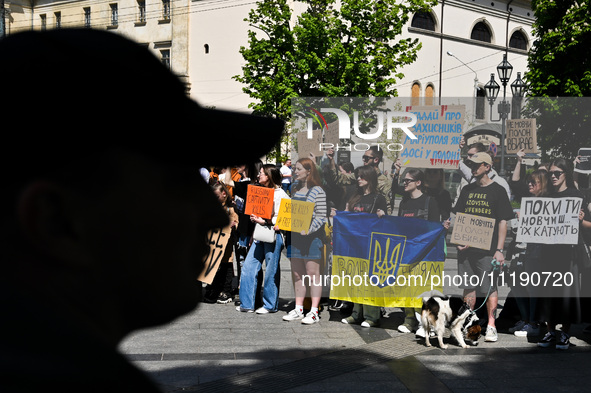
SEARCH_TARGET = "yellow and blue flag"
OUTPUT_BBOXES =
[331,212,446,308]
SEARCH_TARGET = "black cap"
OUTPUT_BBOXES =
[0,28,284,178]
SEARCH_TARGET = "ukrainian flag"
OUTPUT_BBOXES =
[331,212,446,308]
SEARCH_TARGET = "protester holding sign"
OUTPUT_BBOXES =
[536,159,587,350]
[233,161,263,306]
[339,166,387,328]
[203,182,239,304]
[284,158,328,325]
[395,168,449,336]
[452,152,514,343]
[237,165,289,314]
[507,169,550,337]
[510,149,549,203]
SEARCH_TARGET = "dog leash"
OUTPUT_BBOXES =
[471,259,501,314]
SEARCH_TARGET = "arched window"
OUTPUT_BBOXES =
[411,12,435,31]
[509,31,527,50]
[425,84,434,106]
[471,22,491,43]
[411,83,420,106]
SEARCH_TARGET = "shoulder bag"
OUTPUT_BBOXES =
[253,223,276,243]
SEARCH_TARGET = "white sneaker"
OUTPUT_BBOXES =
[255,307,270,314]
[397,324,411,333]
[484,326,498,342]
[301,311,320,325]
[282,309,304,321]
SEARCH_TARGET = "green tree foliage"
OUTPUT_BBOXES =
[234,0,436,162]
[525,0,591,159]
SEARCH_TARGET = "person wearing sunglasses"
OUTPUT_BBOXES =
[536,158,590,350]
[453,152,514,344]
[395,168,450,335]
[509,148,550,204]
[507,169,550,338]
[339,165,388,328]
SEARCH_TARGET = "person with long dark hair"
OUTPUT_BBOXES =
[237,164,289,314]
[340,165,387,328]
[396,168,445,335]
[283,158,327,325]
[536,158,587,349]
[508,169,550,337]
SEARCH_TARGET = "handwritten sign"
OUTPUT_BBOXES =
[506,118,538,154]
[198,226,232,284]
[451,212,496,250]
[516,197,582,244]
[244,185,274,220]
[276,198,314,232]
[400,105,465,169]
[574,147,591,174]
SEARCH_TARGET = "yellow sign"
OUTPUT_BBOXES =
[275,199,314,233]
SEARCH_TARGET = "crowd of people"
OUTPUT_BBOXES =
[204,141,591,351]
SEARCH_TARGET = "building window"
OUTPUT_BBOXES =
[110,4,118,26]
[162,0,171,20]
[40,14,47,30]
[411,11,435,31]
[161,50,171,69]
[84,8,91,28]
[471,22,491,43]
[137,1,146,23]
[476,87,485,120]
[411,82,420,106]
[55,12,61,29]
[425,84,434,106]
[509,31,527,50]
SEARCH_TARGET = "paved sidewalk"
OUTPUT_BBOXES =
[119,253,591,392]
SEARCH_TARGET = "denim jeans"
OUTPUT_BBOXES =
[239,233,283,311]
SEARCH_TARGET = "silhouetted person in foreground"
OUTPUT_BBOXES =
[0,28,283,392]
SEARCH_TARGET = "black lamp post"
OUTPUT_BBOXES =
[484,54,527,176]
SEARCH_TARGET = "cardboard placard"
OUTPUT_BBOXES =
[516,197,582,245]
[244,184,274,220]
[198,226,232,284]
[574,147,591,174]
[400,105,465,169]
[505,118,538,154]
[275,198,315,232]
[451,212,496,250]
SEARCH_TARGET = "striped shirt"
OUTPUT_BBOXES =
[292,186,327,234]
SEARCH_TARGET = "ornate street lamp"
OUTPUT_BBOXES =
[484,54,525,177]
